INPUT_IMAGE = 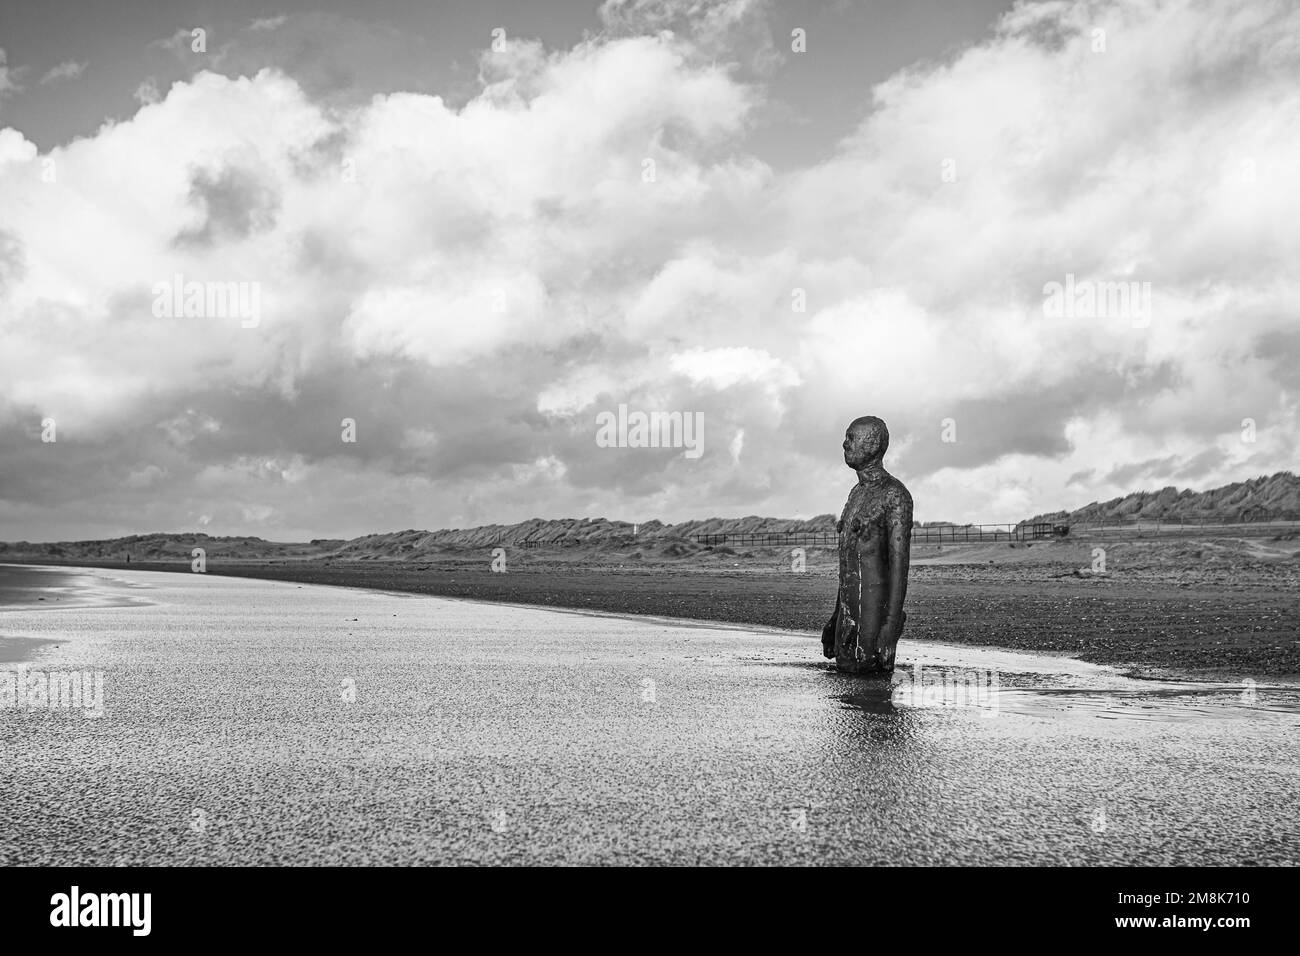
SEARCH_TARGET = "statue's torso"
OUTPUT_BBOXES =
[837,474,902,576]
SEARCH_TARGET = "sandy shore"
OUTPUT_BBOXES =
[0,565,152,663]
[17,554,1297,681]
[2,568,1295,865]
[0,565,90,608]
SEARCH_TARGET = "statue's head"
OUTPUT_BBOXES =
[843,416,889,469]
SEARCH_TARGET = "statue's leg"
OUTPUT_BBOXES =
[852,552,893,674]
[835,602,891,673]
[834,541,897,674]
[863,606,904,672]
[880,609,906,670]
[833,595,859,672]
[857,590,883,667]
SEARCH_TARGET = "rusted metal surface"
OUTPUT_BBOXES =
[821,417,913,675]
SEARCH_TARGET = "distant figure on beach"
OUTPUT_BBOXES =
[822,416,913,673]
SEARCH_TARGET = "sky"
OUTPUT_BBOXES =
[0,0,1296,541]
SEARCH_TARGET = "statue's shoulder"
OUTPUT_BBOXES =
[883,475,913,510]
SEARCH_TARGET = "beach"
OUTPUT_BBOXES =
[1,566,1296,866]
[13,546,1298,680]
[0,565,150,664]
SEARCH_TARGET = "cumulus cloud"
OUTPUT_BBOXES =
[134,77,161,106]
[600,0,781,74]
[0,0,1297,540]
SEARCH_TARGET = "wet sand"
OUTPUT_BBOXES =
[26,559,1297,679]
[0,636,61,665]
[0,565,89,608]
[0,568,1296,865]
[0,564,152,664]
[0,564,151,610]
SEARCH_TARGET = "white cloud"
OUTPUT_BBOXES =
[729,426,745,463]
[134,77,161,105]
[0,127,37,165]
[599,0,780,74]
[39,61,86,85]
[1,0,1298,538]
[0,47,23,99]
[149,29,194,57]
[669,346,798,391]
[249,16,288,33]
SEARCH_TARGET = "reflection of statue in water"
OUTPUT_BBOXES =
[822,416,913,674]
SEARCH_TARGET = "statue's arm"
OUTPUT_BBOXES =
[883,490,913,633]
[821,518,843,657]
[821,603,839,658]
